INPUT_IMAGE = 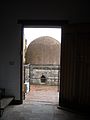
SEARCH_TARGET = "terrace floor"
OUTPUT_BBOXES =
[24,84,59,105]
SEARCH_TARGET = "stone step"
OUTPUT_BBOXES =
[0,97,14,109]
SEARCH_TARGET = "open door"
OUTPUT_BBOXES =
[60,23,90,109]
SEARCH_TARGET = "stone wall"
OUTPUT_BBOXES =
[24,64,60,86]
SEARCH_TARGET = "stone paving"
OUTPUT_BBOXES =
[24,85,59,105]
[1,100,89,120]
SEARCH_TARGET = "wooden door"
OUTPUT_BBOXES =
[59,24,90,109]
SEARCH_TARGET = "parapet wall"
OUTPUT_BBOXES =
[24,64,60,86]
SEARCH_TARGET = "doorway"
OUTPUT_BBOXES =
[19,20,66,105]
[23,27,61,105]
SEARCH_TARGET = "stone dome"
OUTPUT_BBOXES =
[25,36,60,64]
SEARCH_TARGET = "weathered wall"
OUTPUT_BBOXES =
[25,36,60,64]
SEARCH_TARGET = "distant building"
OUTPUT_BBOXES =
[24,36,60,85]
[25,36,60,65]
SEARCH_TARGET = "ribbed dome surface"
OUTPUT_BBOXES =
[25,36,60,64]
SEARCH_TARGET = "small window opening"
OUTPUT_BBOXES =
[41,75,46,83]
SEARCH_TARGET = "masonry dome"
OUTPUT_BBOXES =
[25,36,60,64]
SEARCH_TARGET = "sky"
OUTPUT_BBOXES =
[24,28,61,46]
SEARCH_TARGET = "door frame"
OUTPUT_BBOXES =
[18,20,68,103]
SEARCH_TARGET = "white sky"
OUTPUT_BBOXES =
[24,28,61,46]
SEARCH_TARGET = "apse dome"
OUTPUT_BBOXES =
[25,36,60,64]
